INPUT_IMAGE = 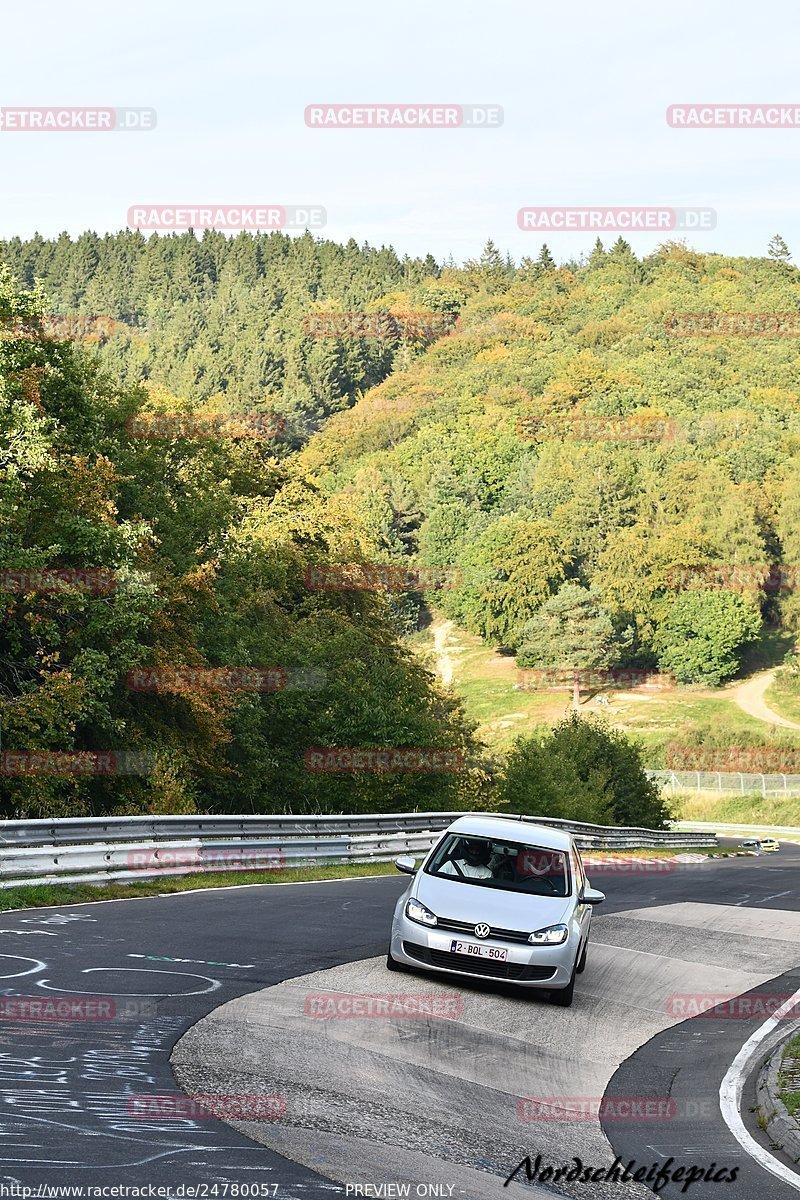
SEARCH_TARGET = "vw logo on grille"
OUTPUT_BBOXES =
[474,923,491,939]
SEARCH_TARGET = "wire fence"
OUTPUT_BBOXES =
[647,769,800,798]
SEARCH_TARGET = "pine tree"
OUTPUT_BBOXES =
[516,585,618,707]
[537,244,556,271]
[588,238,607,268]
[768,234,792,263]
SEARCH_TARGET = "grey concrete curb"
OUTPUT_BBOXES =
[755,1024,800,1166]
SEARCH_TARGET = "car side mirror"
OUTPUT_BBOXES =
[582,886,605,905]
[395,855,417,875]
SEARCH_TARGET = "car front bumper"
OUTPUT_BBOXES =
[390,908,578,989]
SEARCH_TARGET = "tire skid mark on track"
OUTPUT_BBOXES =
[172,899,800,1198]
[0,855,796,1194]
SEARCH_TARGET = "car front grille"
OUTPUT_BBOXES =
[403,941,556,982]
[434,916,532,944]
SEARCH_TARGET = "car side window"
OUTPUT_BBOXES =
[573,847,586,895]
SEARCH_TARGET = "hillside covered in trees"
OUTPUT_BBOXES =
[297,239,800,685]
[0,259,475,819]
[0,230,441,445]
[2,230,799,823]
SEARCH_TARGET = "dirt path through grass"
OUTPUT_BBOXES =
[731,669,800,731]
[431,617,457,685]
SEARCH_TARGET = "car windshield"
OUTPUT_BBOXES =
[425,833,570,897]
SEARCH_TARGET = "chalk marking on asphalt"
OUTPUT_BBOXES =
[719,985,800,1193]
[758,890,792,905]
[0,930,56,936]
[0,955,45,979]
[35,967,222,996]
[128,953,255,968]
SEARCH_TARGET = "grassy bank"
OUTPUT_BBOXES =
[765,673,800,726]
[0,860,399,912]
[413,616,800,758]
[673,792,800,826]
[779,1033,800,1118]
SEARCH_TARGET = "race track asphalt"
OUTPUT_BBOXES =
[0,842,797,1198]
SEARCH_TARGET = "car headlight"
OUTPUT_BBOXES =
[528,923,568,945]
[406,899,438,927]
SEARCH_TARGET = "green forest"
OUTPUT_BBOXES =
[3,229,800,822]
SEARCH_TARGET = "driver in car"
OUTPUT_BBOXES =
[439,838,494,879]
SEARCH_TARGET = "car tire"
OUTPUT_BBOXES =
[550,960,577,1007]
[386,949,409,973]
[576,939,588,974]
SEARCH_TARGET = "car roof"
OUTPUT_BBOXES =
[445,814,574,851]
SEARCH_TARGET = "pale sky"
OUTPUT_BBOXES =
[2,0,799,264]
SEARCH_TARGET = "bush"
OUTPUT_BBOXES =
[497,712,673,829]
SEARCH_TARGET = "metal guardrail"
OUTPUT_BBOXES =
[648,769,800,798]
[0,812,461,847]
[0,811,717,889]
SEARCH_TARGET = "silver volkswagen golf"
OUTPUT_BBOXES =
[387,815,605,1006]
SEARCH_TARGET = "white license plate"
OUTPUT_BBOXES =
[449,939,508,961]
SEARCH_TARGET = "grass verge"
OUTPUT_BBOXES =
[779,1033,800,1118]
[0,860,399,912]
[673,792,800,826]
[765,674,800,727]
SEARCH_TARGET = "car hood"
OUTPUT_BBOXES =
[414,872,572,930]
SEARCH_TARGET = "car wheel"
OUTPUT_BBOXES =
[386,949,409,973]
[550,961,577,1007]
[576,939,588,974]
